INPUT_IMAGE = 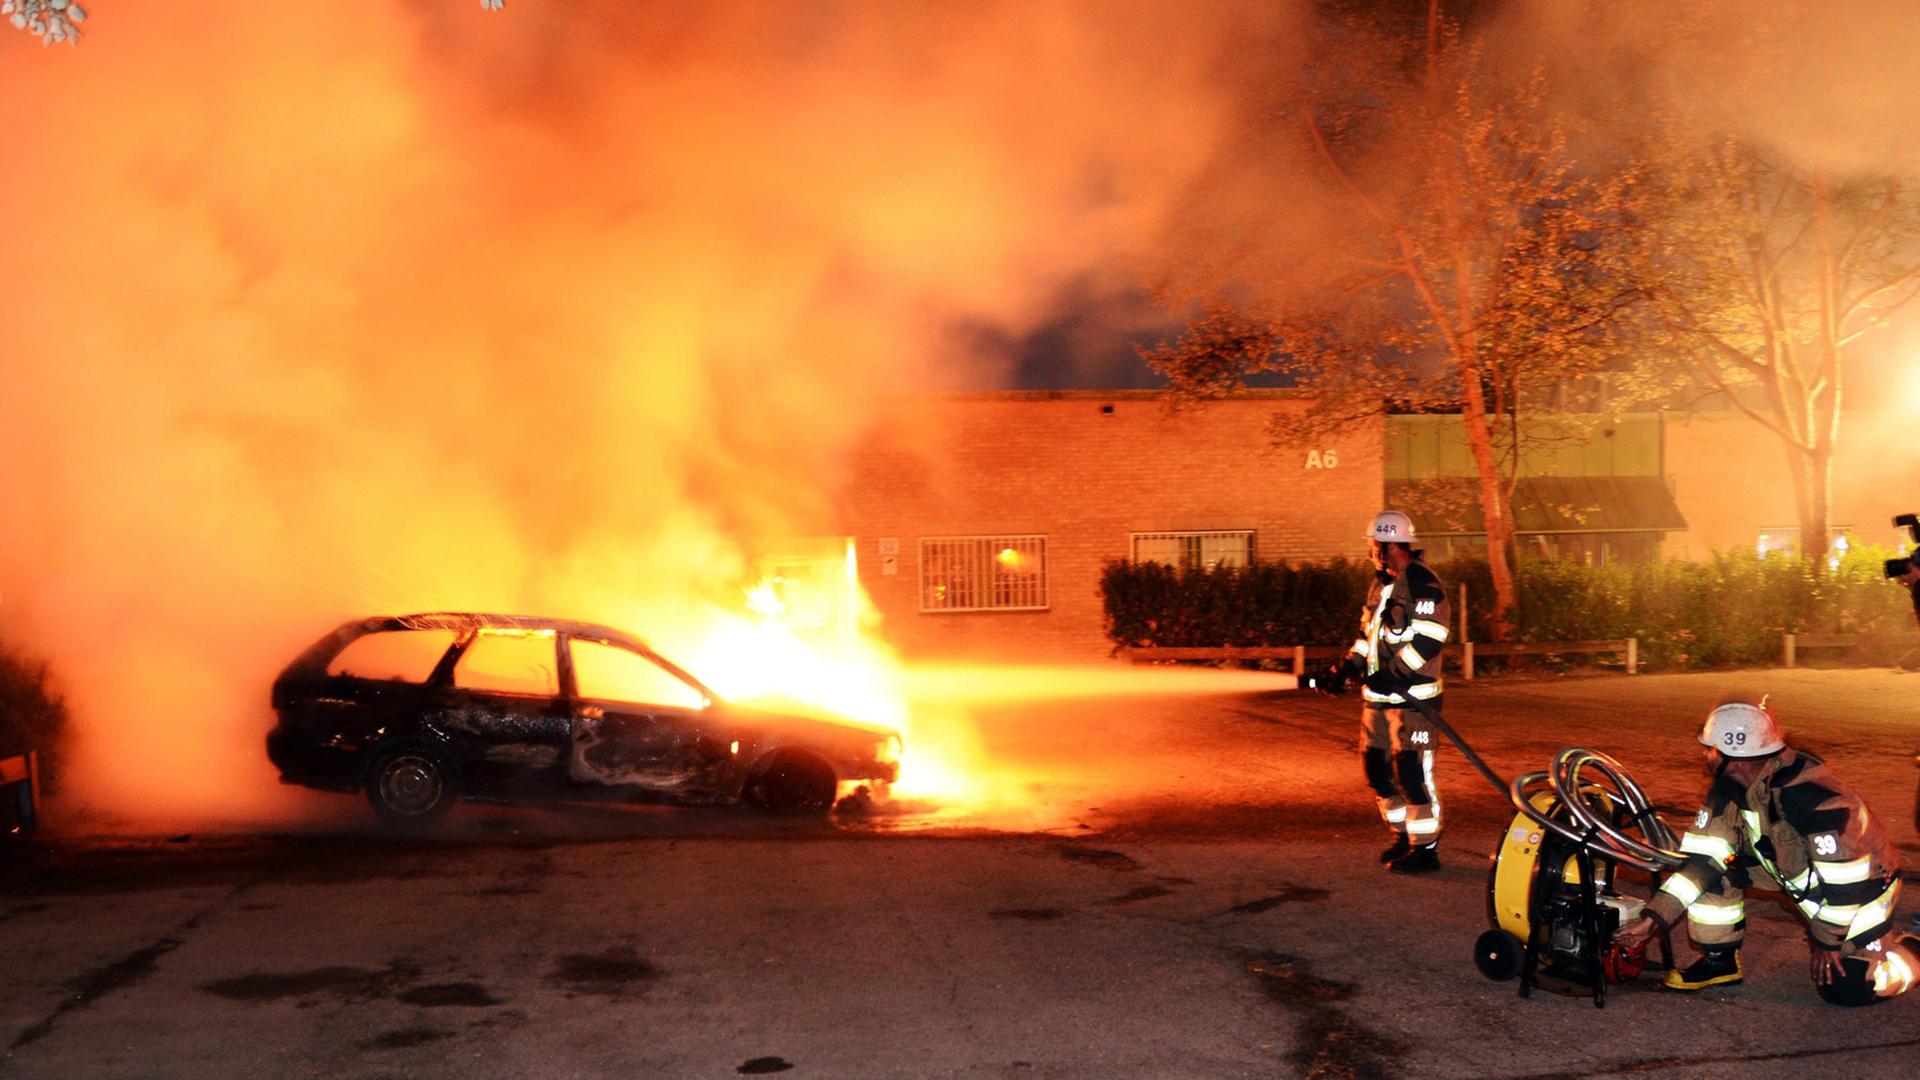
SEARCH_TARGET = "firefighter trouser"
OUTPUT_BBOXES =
[1359,705,1441,846]
[1680,863,1914,1003]
[1676,860,1752,949]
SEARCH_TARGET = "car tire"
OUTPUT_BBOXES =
[748,751,838,817]
[365,742,460,825]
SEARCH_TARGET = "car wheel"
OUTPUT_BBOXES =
[749,751,837,817]
[365,743,460,825]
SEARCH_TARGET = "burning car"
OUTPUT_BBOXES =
[266,612,900,823]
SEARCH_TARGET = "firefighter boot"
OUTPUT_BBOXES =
[1378,835,1411,865]
[1663,947,1742,990]
[1388,843,1440,875]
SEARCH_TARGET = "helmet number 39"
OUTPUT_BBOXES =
[1722,730,1746,747]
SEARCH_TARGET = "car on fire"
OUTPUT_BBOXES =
[266,612,901,824]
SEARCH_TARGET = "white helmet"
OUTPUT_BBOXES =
[1368,510,1416,544]
[1698,702,1785,757]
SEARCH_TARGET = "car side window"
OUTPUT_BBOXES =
[453,629,560,697]
[570,639,705,710]
[326,629,457,683]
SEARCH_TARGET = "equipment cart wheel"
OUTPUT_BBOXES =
[1474,929,1526,982]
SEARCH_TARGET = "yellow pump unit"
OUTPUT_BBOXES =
[1472,751,1684,1006]
[1385,701,1689,1007]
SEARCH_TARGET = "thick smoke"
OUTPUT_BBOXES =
[0,1,1303,825]
[1504,1,1920,177]
[7,2,1909,828]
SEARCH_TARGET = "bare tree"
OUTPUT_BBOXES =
[1146,4,1643,640]
[1636,138,1920,557]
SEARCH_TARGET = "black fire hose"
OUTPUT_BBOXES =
[1398,696,1510,799]
[1398,696,1686,874]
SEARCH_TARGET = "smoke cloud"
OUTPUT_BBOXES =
[6,1,1910,827]
[0,1,1307,825]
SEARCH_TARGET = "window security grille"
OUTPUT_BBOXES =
[1130,530,1253,571]
[919,535,1048,612]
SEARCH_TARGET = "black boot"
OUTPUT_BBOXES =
[1378,835,1412,865]
[1663,946,1742,990]
[1388,843,1440,875]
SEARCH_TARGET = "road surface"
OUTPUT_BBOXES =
[4,667,1919,1077]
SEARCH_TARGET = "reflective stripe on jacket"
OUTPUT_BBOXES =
[1352,558,1449,706]
[1647,748,1903,953]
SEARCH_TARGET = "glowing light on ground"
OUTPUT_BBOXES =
[679,575,1302,829]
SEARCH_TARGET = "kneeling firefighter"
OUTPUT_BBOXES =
[1317,510,1451,874]
[1613,702,1918,1005]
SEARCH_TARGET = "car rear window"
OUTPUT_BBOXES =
[571,639,705,710]
[326,629,456,683]
[453,629,560,697]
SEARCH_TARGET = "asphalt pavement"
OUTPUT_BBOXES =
[4,667,1919,1078]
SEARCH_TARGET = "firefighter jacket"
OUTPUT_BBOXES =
[1347,557,1450,707]
[1647,748,1903,954]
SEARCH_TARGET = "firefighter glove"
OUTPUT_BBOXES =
[1363,670,1398,695]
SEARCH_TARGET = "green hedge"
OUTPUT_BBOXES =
[1101,547,1916,669]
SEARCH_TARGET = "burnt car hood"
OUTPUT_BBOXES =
[715,701,898,748]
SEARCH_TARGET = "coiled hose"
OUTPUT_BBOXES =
[1403,699,1686,873]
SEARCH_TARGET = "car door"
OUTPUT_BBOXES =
[311,626,462,741]
[563,635,732,794]
[437,628,572,785]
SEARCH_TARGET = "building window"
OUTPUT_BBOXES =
[1130,530,1254,571]
[920,535,1048,612]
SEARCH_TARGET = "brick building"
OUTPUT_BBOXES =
[832,393,1915,659]
[834,391,1382,659]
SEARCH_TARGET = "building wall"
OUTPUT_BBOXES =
[1663,411,1920,558]
[835,392,1384,659]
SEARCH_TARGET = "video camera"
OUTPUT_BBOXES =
[1883,513,1920,579]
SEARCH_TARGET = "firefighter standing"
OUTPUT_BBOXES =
[1613,702,1918,1005]
[1318,510,1452,874]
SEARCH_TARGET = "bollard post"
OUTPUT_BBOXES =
[1292,644,1305,676]
[1626,637,1638,675]
[1463,641,1475,681]
[1783,632,1796,668]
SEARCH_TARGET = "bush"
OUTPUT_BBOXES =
[0,642,69,793]
[1103,546,1915,670]
[1101,558,1373,649]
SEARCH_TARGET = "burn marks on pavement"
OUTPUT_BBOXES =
[1056,846,1140,871]
[362,1026,454,1050]
[1104,884,1175,905]
[546,947,658,998]
[397,982,504,1007]
[1227,885,1330,916]
[200,962,419,1004]
[989,908,1068,921]
[10,937,183,1049]
[1245,951,1406,1080]
[737,1057,795,1074]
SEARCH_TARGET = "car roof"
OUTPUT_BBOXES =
[288,612,720,702]
[373,612,645,646]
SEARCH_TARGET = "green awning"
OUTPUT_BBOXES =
[1385,476,1687,536]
